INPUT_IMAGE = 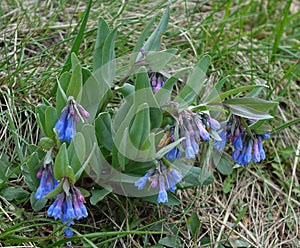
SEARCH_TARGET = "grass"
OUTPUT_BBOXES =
[1,0,300,247]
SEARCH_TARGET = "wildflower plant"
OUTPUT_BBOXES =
[23,7,278,245]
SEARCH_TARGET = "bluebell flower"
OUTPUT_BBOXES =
[47,177,88,243]
[64,228,73,246]
[157,175,168,203]
[178,110,220,159]
[35,150,58,200]
[134,160,182,203]
[185,132,196,159]
[134,169,154,190]
[47,192,64,220]
[214,130,228,151]
[258,136,266,160]
[166,168,182,192]
[54,96,90,143]
[253,138,260,163]
[214,114,270,166]
[233,135,243,150]
[54,107,68,141]
[165,147,181,160]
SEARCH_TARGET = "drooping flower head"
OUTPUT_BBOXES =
[149,72,166,94]
[54,96,90,143]
[35,149,58,200]
[160,103,220,159]
[178,108,220,159]
[134,160,182,203]
[47,177,88,243]
[214,114,270,166]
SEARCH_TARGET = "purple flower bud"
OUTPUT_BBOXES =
[76,103,90,118]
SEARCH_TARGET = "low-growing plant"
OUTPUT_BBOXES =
[18,7,284,246]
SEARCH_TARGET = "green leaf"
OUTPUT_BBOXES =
[80,124,104,180]
[45,106,58,139]
[56,72,70,114]
[0,153,13,185]
[30,192,47,212]
[143,8,170,53]
[129,103,150,150]
[158,236,179,248]
[67,57,83,99]
[115,83,135,97]
[229,206,248,235]
[0,186,29,202]
[68,133,86,174]
[90,188,112,205]
[212,150,233,175]
[38,137,55,150]
[71,52,80,69]
[116,127,130,170]
[93,18,110,71]
[187,212,200,238]
[145,49,177,72]
[95,112,113,151]
[226,104,274,120]
[134,66,162,128]
[20,148,45,192]
[271,117,300,134]
[35,104,47,136]
[75,142,97,180]
[79,74,102,122]
[130,13,159,64]
[54,143,70,180]
[155,68,190,106]
[174,160,214,186]
[223,97,278,111]
[101,27,118,85]
[207,85,269,105]
[174,55,210,110]
[249,120,272,134]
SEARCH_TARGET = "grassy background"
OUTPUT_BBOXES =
[0,0,300,247]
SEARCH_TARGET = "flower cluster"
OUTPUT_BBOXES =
[134,160,182,203]
[178,109,220,159]
[214,114,270,166]
[47,177,88,244]
[35,150,58,200]
[149,72,166,93]
[54,96,90,142]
